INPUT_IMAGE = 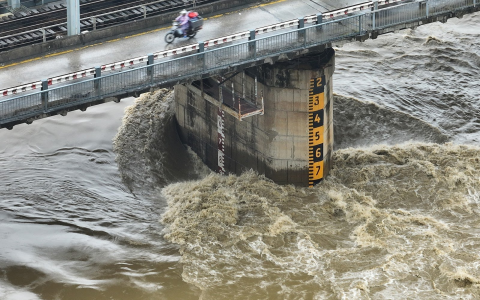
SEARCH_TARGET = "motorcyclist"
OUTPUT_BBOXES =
[175,9,190,37]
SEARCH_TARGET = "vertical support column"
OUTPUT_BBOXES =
[94,67,101,92]
[41,80,49,111]
[308,76,325,187]
[248,30,256,58]
[7,0,20,9]
[147,54,154,80]
[316,13,323,31]
[372,0,378,30]
[67,0,81,36]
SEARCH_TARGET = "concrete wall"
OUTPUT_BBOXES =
[0,0,275,63]
[175,49,335,186]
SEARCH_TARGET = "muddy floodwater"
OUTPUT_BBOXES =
[1,11,479,300]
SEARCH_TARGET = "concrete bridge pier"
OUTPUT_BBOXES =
[176,48,334,186]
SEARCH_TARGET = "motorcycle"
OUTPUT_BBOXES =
[164,17,203,44]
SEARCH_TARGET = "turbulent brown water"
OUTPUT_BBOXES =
[161,143,480,299]
[0,11,479,300]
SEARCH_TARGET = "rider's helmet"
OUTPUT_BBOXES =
[180,9,187,16]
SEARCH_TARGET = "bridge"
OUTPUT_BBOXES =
[1,0,477,128]
[0,0,478,186]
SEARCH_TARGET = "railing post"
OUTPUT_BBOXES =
[198,42,204,53]
[198,42,205,71]
[359,14,362,34]
[474,0,476,8]
[41,80,48,111]
[298,17,306,46]
[426,0,429,18]
[141,5,147,19]
[372,1,378,30]
[248,30,256,58]
[41,28,46,43]
[147,54,154,81]
[316,13,323,31]
[91,17,96,31]
[298,17,305,28]
[94,67,101,92]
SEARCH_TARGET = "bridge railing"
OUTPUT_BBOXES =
[428,0,475,16]
[0,0,477,126]
[373,1,427,28]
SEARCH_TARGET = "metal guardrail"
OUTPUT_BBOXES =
[373,0,475,28]
[0,0,477,126]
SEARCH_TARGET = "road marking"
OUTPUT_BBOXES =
[0,0,286,70]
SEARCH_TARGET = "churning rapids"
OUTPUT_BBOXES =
[0,11,479,300]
